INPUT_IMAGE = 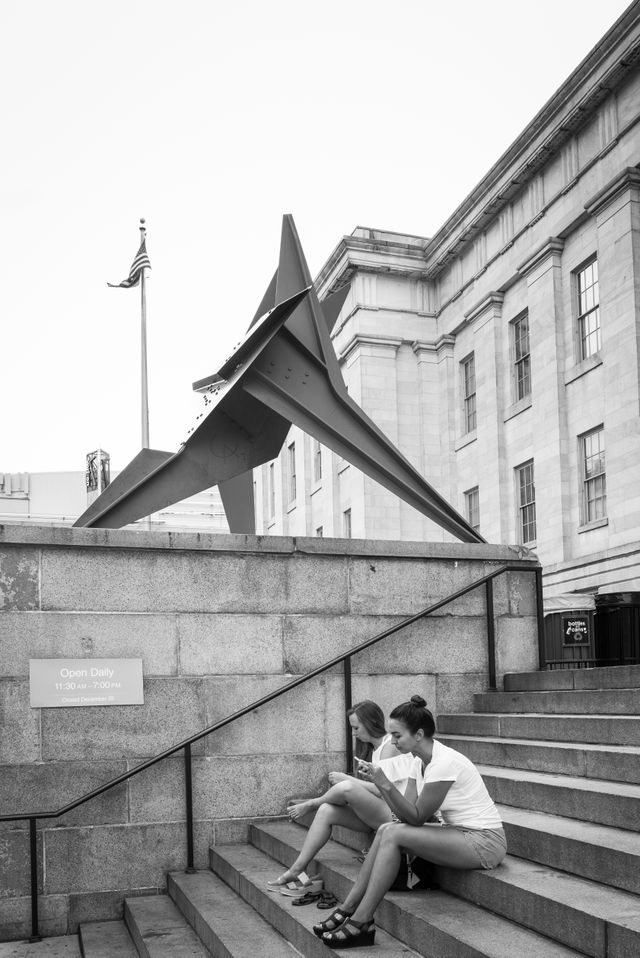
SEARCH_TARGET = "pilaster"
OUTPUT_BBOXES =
[586,168,640,547]
[517,237,570,564]
[464,293,507,541]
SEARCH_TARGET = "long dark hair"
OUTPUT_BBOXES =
[347,699,387,765]
[389,694,435,737]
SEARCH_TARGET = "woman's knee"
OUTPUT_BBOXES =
[316,802,340,823]
[378,821,403,845]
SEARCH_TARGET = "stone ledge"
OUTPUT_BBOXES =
[0,523,539,564]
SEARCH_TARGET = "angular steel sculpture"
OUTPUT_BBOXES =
[75,216,485,543]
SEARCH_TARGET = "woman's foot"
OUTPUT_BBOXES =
[322,917,375,949]
[266,868,301,888]
[287,800,316,821]
[312,906,353,939]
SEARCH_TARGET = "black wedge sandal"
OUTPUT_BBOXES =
[322,917,375,949]
[312,907,353,938]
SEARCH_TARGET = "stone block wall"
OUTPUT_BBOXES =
[0,524,540,939]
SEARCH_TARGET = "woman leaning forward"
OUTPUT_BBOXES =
[316,694,507,949]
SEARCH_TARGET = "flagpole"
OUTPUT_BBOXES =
[139,218,150,449]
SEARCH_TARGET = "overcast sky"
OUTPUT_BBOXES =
[1,0,632,474]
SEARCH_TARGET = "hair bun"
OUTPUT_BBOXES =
[410,694,427,708]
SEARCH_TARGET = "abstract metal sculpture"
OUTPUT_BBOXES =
[75,216,485,543]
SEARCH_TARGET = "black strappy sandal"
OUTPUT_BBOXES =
[312,906,353,938]
[291,889,323,906]
[322,917,375,949]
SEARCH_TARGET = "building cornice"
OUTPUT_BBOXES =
[517,237,566,278]
[464,291,506,325]
[337,333,404,363]
[421,5,640,278]
[584,165,640,217]
[315,230,428,297]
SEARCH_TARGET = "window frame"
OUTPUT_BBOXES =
[287,442,297,503]
[461,353,477,434]
[268,462,276,520]
[313,438,322,483]
[515,460,536,545]
[511,311,531,402]
[575,257,600,361]
[580,426,606,525]
[464,486,480,533]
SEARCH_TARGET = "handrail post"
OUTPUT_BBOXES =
[184,744,195,874]
[344,656,353,773]
[29,818,41,942]
[486,579,497,691]
[534,567,546,670]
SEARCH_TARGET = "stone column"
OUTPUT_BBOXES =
[464,293,506,542]
[585,168,640,549]
[517,238,569,565]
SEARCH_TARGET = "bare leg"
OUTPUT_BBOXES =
[349,823,483,922]
[288,780,390,827]
[286,803,376,876]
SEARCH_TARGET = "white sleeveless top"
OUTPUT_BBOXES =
[372,733,393,763]
[371,734,414,795]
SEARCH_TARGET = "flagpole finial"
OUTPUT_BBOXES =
[139,217,146,236]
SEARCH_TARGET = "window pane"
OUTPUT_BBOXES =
[517,461,536,543]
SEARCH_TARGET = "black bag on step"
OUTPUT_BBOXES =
[390,853,439,891]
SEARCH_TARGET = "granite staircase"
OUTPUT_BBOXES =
[10,664,639,958]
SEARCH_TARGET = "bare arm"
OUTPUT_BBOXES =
[362,762,453,825]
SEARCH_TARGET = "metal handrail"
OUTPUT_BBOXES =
[3,560,543,941]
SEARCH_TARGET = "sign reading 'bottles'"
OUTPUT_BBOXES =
[29,658,144,708]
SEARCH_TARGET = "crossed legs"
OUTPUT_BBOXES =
[276,781,393,881]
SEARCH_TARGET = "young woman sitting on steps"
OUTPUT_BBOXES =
[315,694,507,949]
[267,699,414,890]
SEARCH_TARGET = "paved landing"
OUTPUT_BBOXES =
[0,938,81,958]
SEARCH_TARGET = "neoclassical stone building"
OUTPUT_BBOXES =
[254,4,640,603]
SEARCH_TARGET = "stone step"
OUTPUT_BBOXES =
[79,920,138,957]
[504,664,640,692]
[478,764,640,831]
[437,854,640,958]
[124,895,211,957]
[246,820,589,958]
[499,804,640,895]
[167,869,300,957]
[0,937,81,958]
[473,688,640,715]
[210,840,424,958]
[436,713,640,746]
[438,733,640,785]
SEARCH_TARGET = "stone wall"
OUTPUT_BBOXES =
[0,524,540,939]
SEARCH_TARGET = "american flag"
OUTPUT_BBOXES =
[108,237,151,288]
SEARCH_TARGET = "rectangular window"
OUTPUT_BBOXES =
[316,525,323,537]
[464,487,480,532]
[313,438,322,483]
[581,427,606,523]
[343,508,352,538]
[512,313,531,400]
[516,460,536,544]
[461,354,477,433]
[287,442,296,502]
[268,463,275,519]
[577,258,600,360]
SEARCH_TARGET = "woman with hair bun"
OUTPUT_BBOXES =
[267,700,413,890]
[316,694,507,949]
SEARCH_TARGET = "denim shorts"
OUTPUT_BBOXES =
[453,826,507,869]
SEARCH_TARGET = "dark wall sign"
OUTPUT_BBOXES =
[562,616,590,646]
